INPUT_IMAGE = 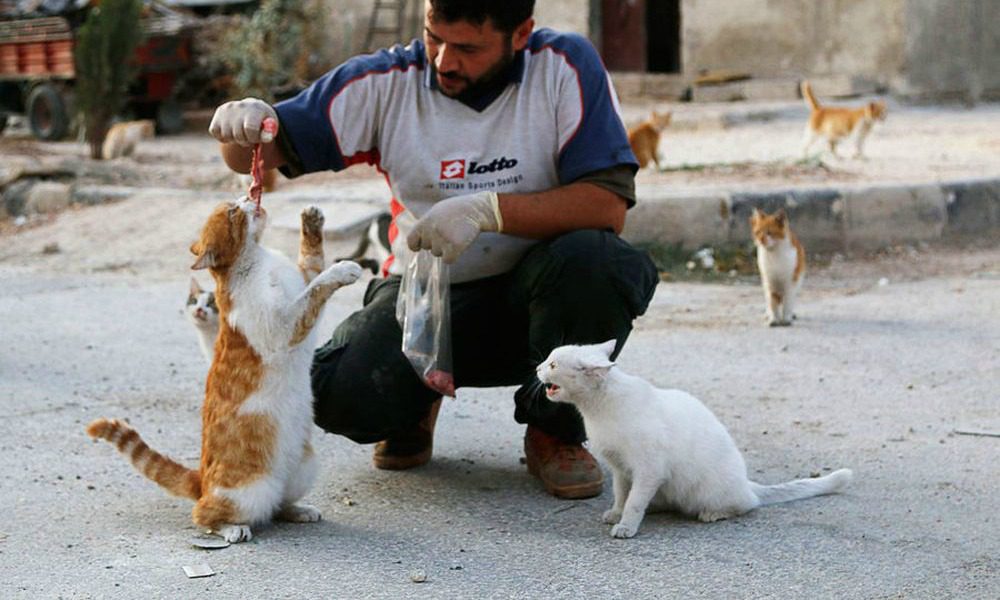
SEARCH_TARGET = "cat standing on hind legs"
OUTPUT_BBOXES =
[184,206,333,365]
[537,341,853,539]
[750,207,805,327]
[88,200,362,542]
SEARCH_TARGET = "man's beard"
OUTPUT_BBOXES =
[437,38,515,102]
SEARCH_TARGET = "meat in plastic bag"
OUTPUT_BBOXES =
[395,251,455,397]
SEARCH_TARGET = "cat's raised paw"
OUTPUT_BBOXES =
[319,261,363,286]
[216,524,253,543]
[610,522,638,539]
[601,509,622,525]
[278,503,322,523]
[300,206,325,235]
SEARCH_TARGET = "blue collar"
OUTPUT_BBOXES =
[425,49,526,112]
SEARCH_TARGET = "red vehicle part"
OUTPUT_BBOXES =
[0,13,192,139]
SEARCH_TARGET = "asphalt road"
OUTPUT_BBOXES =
[1,255,998,599]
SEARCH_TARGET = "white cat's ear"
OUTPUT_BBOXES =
[189,277,202,295]
[581,360,614,378]
[580,340,616,377]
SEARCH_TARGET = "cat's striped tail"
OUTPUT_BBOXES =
[86,418,201,500]
[800,81,821,110]
[750,468,852,506]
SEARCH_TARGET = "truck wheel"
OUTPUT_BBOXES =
[26,84,70,141]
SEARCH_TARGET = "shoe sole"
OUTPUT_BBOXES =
[372,447,432,471]
[525,452,604,499]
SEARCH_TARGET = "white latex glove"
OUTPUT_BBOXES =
[406,191,503,263]
[208,98,278,147]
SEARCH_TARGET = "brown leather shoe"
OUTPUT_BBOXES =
[524,425,604,499]
[373,399,442,470]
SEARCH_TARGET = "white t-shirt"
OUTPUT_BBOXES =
[275,28,636,283]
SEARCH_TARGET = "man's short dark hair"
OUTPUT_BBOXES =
[428,0,535,34]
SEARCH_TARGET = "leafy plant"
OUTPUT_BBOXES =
[218,0,323,102]
[74,0,144,159]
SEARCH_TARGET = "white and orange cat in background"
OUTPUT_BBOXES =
[801,81,887,159]
[88,202,362,543]
[101,119,156,160]
[628,110,672,170]
[750,208,805,327]
[186,277,219,364]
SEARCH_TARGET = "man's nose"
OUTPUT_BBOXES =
[436,43,459,73]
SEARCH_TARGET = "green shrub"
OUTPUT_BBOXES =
[219,0,322,102]
[74,0,144,159]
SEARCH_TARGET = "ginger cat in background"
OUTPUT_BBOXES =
[750,208,805,327]
[101,119,155,160]
[87,200,362,543]
[628,110,672,170]
[801,81,887,159]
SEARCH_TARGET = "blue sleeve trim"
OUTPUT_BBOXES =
[274,42,426,174]
[528,30,638,185]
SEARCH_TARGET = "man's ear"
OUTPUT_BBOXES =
[511,17,534,52]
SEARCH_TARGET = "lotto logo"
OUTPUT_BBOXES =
[440,159,466,180]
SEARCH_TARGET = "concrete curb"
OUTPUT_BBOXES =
[624,177,1000,253]
[6,174,996,256]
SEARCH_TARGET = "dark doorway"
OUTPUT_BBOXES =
[601,0,647,71]
[601,0,681,73]
[647,0,681,73]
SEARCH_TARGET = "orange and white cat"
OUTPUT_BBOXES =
[101,119,156,160]
[87,200,362,542]
[627,110,672,170]
[801,81,886,159]
[750,208,805,327]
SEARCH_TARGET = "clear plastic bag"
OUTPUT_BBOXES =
[395,251,455,397]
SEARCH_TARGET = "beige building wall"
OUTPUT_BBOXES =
[679,0,905,82]
[533,0,590,37]
[900,0,1000,100]
[309,0,592,70]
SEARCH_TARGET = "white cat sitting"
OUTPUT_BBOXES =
[537,341,853,539]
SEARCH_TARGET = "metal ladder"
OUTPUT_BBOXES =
[363,0,420,53]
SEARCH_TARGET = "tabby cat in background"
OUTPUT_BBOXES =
[627,110,672,170]
[101,119,155,160]
[87,202,363,543]
[801,81,887,159]
[750,207,805,327]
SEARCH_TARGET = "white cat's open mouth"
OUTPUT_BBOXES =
[544,383,561,398]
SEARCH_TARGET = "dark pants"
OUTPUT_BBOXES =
[311,229,658,444]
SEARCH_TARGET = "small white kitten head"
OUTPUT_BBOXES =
[185,277,219,331]
[536,340,617,404]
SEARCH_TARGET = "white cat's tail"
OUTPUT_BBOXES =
[750,468,852,506]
